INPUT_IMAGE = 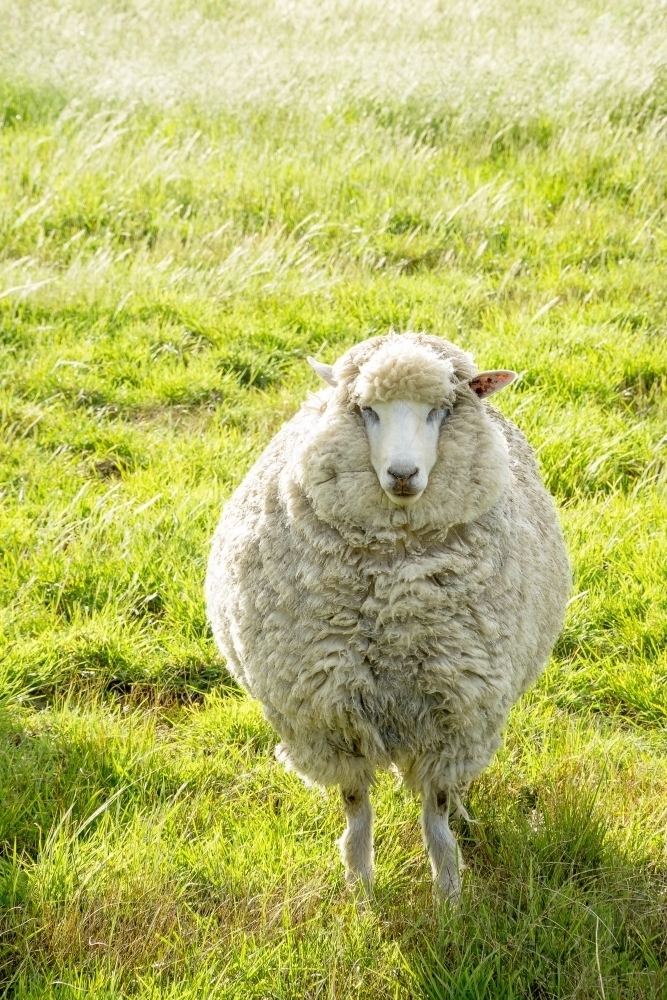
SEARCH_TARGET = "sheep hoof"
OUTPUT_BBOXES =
[434,866,461,903]
[345,867,374,900]
[338,830,374,897]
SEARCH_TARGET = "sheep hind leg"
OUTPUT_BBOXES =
[421,786,462,900]
[338,783,374,894]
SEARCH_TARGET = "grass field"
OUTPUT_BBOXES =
[2,1,667,996]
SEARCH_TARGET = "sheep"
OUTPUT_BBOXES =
[206,332,570,898]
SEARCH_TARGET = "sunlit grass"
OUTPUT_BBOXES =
[1,1,667,996]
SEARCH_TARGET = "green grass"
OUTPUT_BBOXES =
[1,1,667,996]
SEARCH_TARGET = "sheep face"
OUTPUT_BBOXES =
[359,399,448,506]
[302,335,518,540]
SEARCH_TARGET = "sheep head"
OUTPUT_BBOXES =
[308,335,517,509]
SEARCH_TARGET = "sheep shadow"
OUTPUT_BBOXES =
[407,780,667,1000]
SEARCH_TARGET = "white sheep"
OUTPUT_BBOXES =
[206,332,570,897]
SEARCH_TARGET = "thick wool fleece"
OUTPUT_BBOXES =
[206,333,570,796]
[354,339,457,407]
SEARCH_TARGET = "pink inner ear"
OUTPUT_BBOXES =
[469,370,516,398]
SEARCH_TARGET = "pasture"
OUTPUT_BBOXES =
[1,1,667,995]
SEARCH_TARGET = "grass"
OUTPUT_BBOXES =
[1,0,667,995]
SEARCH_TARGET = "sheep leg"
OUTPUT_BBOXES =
[421,786,462,900]
[338,783,374,893]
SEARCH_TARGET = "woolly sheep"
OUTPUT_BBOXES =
[206,332,570,897]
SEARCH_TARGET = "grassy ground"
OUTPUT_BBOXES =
[2,1,667,996]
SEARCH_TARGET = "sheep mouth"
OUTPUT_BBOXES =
[384,487,424,506]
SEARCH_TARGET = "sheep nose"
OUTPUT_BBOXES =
[387,465,420,493]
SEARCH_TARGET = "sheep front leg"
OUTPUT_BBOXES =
[338,783,374,893]
[421,786,462,900]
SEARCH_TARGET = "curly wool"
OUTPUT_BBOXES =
[206,333,570,797]
[353,338,458,407]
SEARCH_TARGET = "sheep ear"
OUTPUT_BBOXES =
[469,370,518,399]
[307,356,337,386]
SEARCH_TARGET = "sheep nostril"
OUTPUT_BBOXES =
[386,466,421,495]
[387,466,419,483]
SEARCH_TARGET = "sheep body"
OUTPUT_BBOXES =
[206,333,570,892]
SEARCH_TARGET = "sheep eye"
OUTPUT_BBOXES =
[427,408,450,424]
[360,406,379,424]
